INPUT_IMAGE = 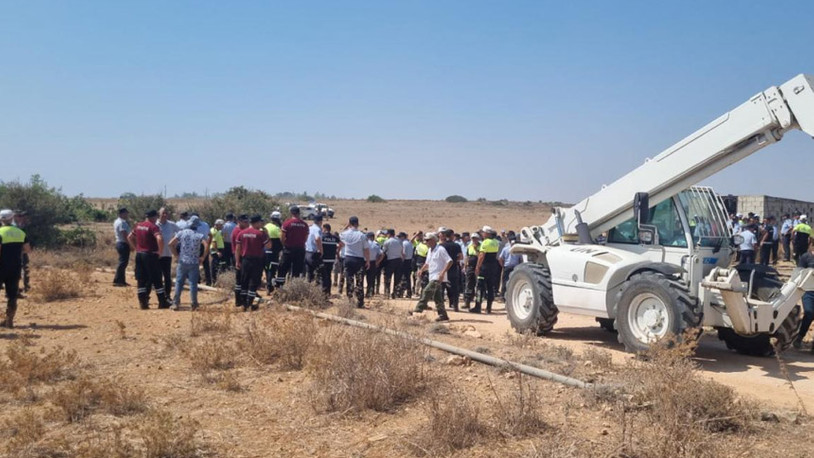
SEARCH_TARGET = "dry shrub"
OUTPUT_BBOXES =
[187,338,238,375]
[4,408,45,452]
[31,267,92,302]
[308,325,428,412]
[0,343,78,393]
[582,346,614,371]
[49,376,148,422]
[212,271,237,303]
[189,308,232,337]
[506,330,538,349]
[490,374,549,437]
[213,371,243,392]
[137,409,208,458]
[335,298,364,320]
[73,428,138,458]
[274,277,328,308]
[244,311,317,369]
[414,385,485,455]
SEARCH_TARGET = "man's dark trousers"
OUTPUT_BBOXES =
[159,256,172,298]
[114,242,130,285]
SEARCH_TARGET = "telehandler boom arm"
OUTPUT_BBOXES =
[536,74,814,246]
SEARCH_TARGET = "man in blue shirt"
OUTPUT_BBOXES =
[221,213,237,269]
[340,216,370,308]
[781,213,794,262]
[113,208,132,287]
[499,233,523,299]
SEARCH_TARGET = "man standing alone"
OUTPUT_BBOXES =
[0,209,30,328]
[128,210,169,309]
[113,208,131,287]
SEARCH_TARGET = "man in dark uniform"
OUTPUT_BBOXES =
[464,232,482,309]
[0,209,30,328]
[473,226,500,314]
[440,228,463,312]
[221,213,237,269]
[277,206,309,288]
[127,209,169,309]
[318,223,341,296]
[235,215,270,310]
[231,214,250,306]
[12,211,30,295]
[794,239,814,351]
[264,211,283,294]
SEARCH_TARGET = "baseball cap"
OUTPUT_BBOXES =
[424,232,438,241]
[471,232,482,239]
[238,214,249,222]
[349,216,359,225]
[145,209,158,218]
[214,219,225,225]
[801,215,808,221]
[437,226,448,233]
[0,209,13,221]
[482,225,496,234]
[188,215,200,228]
[366,231,375,237]
[289,205,300,213]
[250,214,263,223]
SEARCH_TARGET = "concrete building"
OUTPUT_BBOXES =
[736,195,814,219]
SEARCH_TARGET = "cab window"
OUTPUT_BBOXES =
[607,198,687,247]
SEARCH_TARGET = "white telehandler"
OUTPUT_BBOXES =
[506,74,814,355]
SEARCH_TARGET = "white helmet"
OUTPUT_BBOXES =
[270,211,282,219]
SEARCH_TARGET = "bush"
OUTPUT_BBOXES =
[57,226,97,248]
[307,326,428,412]
[189,309,232,337]
[31,268,93,303]
[0,175,73,247]
[189,186,281,225]
[49,376,148,422]
[65,194,112,222]
[444,195,468,203]
[116,193,173,221]
[274,277,328,309]
[137,409,207,458]
[244,311,317,369]
[366,194,386,203]
[0,342,79,390]
[417,385,484,454]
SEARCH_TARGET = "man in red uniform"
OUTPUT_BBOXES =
[127,209,168,309]
[235,215,270,310]
[277,205,309,288]
[230,214,250,306]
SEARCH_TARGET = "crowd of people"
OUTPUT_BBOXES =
[111,205,523,321]
[727,211,812,265]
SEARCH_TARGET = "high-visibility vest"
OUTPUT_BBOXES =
[210,228,224,249]
[0,225,26,244]
[415,242,429,257]
[265,223,281,239]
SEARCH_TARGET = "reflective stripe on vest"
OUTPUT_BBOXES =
[0,225,26,244]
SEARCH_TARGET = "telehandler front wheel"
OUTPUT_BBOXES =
[506,263,558,336]
[614,271,701,354]
[716,305,801,356]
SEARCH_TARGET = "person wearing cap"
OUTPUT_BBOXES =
[781,213,794,262]
[398,232,414,298]
[374,230,387,294]
[277,206,310,288]
[464,232,482,309]
[318,223,341,296]
[758,216,775,266]
[0,209,29,328]
[737,224,758,265]
[157,207,180,299]
[793,215,812,262]
[175,211,190,229]
[411,231,428,296]
[382,229,404,299]
[333,233,345,292]
[411,232,452,322]
[221,213,237,269]
[113,208,132,287]
[188,213,212,286]
[231,215,250,306]
[12,211,31,295]
[474,226,500,314]
[499,232,523,298]
[439,229,463,312]
[365,231,384,297]
[210,219,226,282]
[305,214,324,284]
[168,216,208,311]
[127,210,169,309]
[340,216,370,308]
[236,215,270,310]
[263,211,283,293]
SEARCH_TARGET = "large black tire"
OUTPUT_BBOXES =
[716,306,802,356]
[614,271,701,354]
[596,318,616,333]
[505,263,558,336]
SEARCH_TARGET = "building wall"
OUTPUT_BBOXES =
[736,195,814,218]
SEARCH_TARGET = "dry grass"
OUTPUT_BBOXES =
[189,308,233,337]
[413,385,485,455]
[49,376,148,422]
[187,338,238,375]
[4,408,46,452]
[489,374,550,438]
[244,310,317,369]
[137,409,210,458]
[30,245,118,271]
[31,267,93,302]
[0,343,79,398]
[212,271,237,303]
[308,325,429,413]
[274,277,329,308]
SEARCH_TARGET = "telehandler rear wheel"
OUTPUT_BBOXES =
[506,263,558,336]
[614,271,701,354]
[716,305,801,356]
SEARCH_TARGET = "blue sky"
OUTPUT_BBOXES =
[1,1,812,201]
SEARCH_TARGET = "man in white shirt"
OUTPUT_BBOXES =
[411,233,453,322]
[738,225,757,264]
[339,216,370,308]
[305,214,324,283]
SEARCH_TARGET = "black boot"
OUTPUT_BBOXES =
[469,304,482,314]
[157,293,170,309]
[486,302,492,314]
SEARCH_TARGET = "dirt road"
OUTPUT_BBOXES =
[382,296,814,411]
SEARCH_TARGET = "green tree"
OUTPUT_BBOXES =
[190,187,282,224]
[117,193,174,221]
[445,195,468,203]
[366,194,386,203]
[0,175,72,247]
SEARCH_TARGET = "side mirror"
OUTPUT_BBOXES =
[634,192,650,225]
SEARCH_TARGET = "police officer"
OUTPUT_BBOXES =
[157,207,179,299]
[264,211,283,293]
[210,219,225,282]
[12,211,30,296]
[473,226,500,314]
[0,209,30,328]
[127,210,169,309]
[319,224,341,295]
[221,213,237,269]
[340,216,370,308]
[235,215,270,310]
[382,229,404,298]
[412,232,429,296]
[793,215,812,262]
[305,214,324,283]
[464,232,482,309]
[278,206,309,288]
[366,231,384,297]
[399,232,414,298]
[440,228,463,312]
[499,232,523,296]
